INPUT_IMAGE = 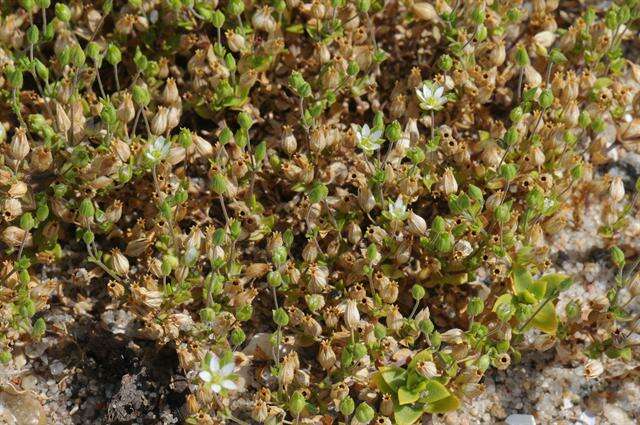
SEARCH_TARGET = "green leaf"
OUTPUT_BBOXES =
[372,372,393,394]
[537,273,568,298]
[394,404,424,425]
[424,394,461,413]
[308,182,328,203]
[420,380,450,403]
[513,267,533,296]
[492,294,513,312]
[378,366,406,392]
[408,350,433,369]
[531,301,558,334]
[398,386,421,405]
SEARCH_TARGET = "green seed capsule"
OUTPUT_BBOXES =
[411,284,426,300]
[106,44,122,65]
[339,397,355,416]
[55,3,71,22]
[289,391,306,415]
[354,403,374,424]
[79,198,95,218]
[273,308,289,326]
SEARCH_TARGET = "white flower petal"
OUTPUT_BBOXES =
[220,362,235,376]
[434,86,444,98]
[212,383,222,393]
[371,130,383,141]
[221,379,238,390]
[362,124,371,137]
[209,354,220,372]
[199,371,213,382]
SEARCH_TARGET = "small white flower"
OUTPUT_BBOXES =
[387,196,407,221]
[199,352,238,393]
[145,136,171,163]
[355,123,383,155]
[416,81,448,111]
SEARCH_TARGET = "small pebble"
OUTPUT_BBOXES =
[505,414,536,425]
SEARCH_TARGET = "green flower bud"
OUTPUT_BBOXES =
[26,25,39,45]
[212,10,225,28]
[605,8,618,30]
[509,106,523,123]
[6,68,23,90]
[494,203,511,224]
[82,230,95,244]
[471,6,485,24]
[432,215,446,233]
[0,351,11,365]
[504,127,518,146]
[515,46,529,67]
[101,101,117,125]
[411,284,425,300]
[86,42,102,64]
[32,317,46,338]
[565,300,580,320]
[339,396,355,416]
[356,0,370,13]
[132,85,151,106]
[71,45,86,67]
[34,59,49,81]
[506,7,520,22]
[347,343,363,362]
[36,204,49,222]
[475,24,488,42]
[227,0,245,16]
[611,246,625,268]
[500,163,517,181]
[43,21,55,40]
[549,48,567,64]
[526,187,544,210]
[200,307,216,322]
[237,112,253,130]
[230,327,246,345]
[419,318,434,334]
[20,0,35,12]
[290,391,306,416]
[19,269,30,285]
[538,89,554,109]
[578,110,591,128]
[20,213,35,231]
[373,323,387,339]
[385,120,402,142]
[236,304,253,322]
[347,60,359,76]
[273,308,289,326]
[210,173,228,195]
[438,54,453,72]
[467,297,484,317]
[55,3,71,22]
[308,182,328,203]
[106,44,122,66]
[591,117,605,133]
[354,403,374,424]
[272,246,287,266]
[435,232,454,253]
[79,198,95,218]
[306,294,324,312]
